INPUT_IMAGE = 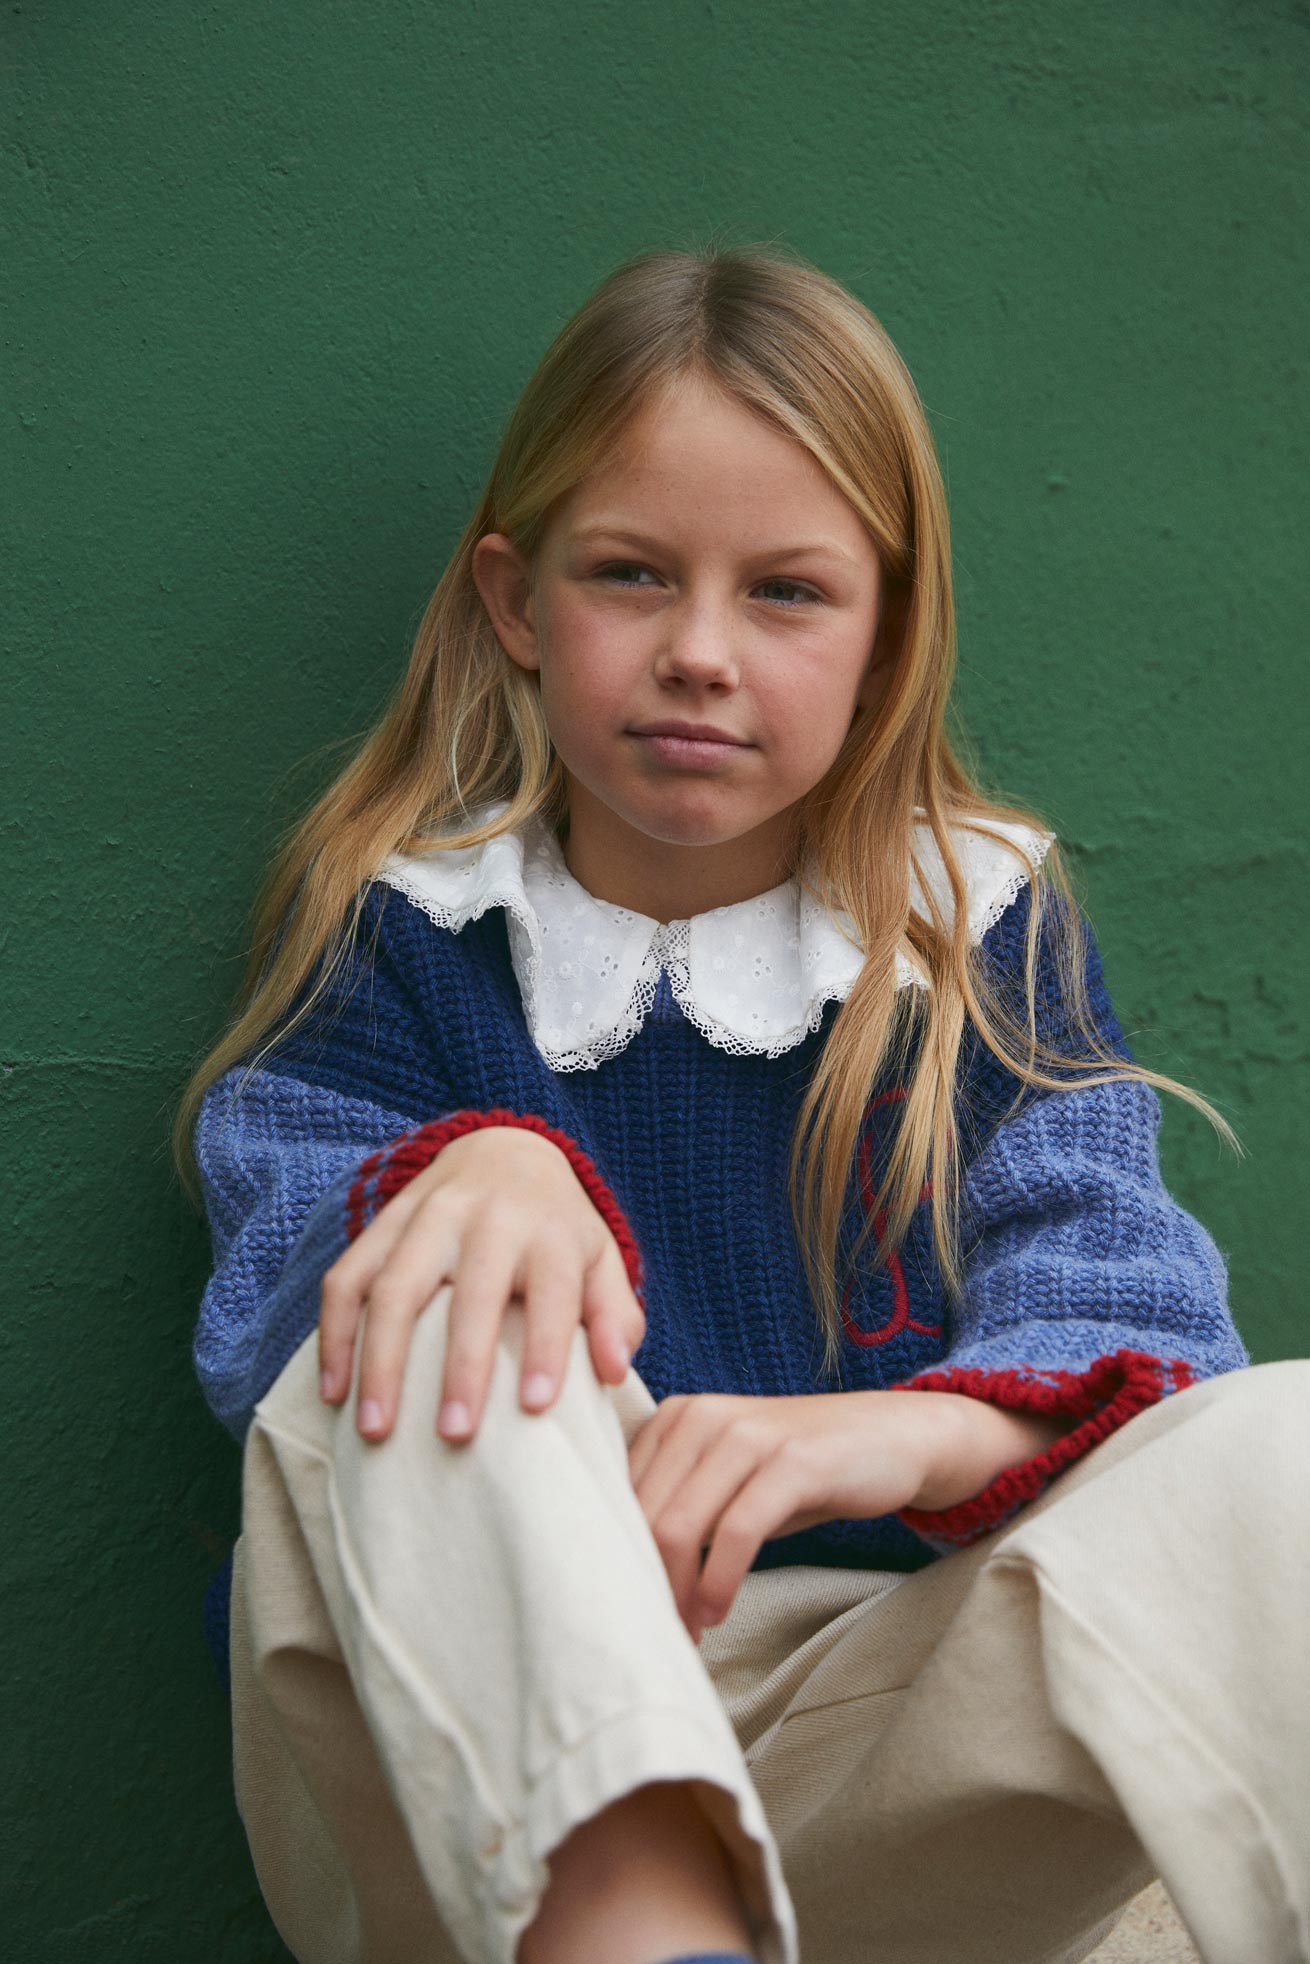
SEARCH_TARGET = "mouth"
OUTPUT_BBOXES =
[629,730,750,769]
[629,723,748,744]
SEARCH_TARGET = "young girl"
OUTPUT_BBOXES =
[177,243,1309,1964]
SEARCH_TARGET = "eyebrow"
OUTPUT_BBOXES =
[570,525,859,568]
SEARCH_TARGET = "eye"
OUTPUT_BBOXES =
[595,564,820,608]
[754,578,819,609]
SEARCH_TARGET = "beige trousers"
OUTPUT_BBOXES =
[229,1289,1310,1964]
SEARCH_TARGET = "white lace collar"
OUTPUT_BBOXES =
[376,799,1053,1072]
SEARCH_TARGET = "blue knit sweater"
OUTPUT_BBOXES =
[192,864,1249,1688]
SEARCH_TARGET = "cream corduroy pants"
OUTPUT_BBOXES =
[229,1289,1310,1964]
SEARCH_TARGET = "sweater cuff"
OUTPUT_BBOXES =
[343,1107,646,1305]
[887,1348,1197,1553]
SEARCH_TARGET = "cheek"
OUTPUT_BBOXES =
[537,601,632,727]
[766,657,861,751]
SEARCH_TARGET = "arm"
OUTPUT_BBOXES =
[193,1072,643,1444]
[193,1066,435,1441]
[880,875,1248,1552]
[191,885,644,1444]
[886,1071,1249,1553]
[902,1396,1080,1513]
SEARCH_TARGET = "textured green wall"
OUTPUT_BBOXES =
[5,0,1306,1953]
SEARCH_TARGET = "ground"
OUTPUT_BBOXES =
[1087,1880,1201,1962]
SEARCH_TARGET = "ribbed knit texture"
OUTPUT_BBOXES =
[194,873,1248,1687]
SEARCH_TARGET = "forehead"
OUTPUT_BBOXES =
[556,375,872,562]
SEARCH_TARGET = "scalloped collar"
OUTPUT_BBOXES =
[375,799,1053,1072]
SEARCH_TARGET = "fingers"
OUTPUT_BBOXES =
[442,1225,642,1439]
[427,1205,525,1441]
[693,1444,811,1631]
[654,1431,756,1628]
[581,1235,646,1387]
[489,1226,585,1425]
[628,1390,710,1508]
[343,1197,472,1441]
[317,1178,429,1402]
[631,1407,811,1636]
[316,1137,647,1452]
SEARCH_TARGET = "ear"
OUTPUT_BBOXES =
[855,577,909,719]
[470,534,540,673]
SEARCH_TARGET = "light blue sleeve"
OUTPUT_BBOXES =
[892,1073,1250,1552]
[192,1065,429,1444]
[942,1074,1245,1381]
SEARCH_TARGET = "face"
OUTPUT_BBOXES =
[472,370,893,919]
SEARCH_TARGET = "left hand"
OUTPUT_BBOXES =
[626,1390,934,1644]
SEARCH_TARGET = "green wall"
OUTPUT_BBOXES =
[5,1,1306,1953]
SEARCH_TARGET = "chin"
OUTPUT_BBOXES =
[622,800,756,848]
[565,767,766,847]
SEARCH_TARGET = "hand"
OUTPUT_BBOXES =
[317,1126,646,1444]
[626,1390,936,1643]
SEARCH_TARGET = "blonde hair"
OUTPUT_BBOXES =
[172,236,1240,1379]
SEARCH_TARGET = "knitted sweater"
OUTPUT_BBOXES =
[193,807,1249,1686]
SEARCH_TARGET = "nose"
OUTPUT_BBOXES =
[651,596,741,691]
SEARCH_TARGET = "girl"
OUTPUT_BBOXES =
[177,243,1309,1964]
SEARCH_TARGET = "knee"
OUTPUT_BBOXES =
[249,1281,467,1451]
[1193,1355,1310,1416]
[1179,1357,1310,1492]
[257,1281,643,1464]
[398,1277,460,1393]
[364,1281,601,1442]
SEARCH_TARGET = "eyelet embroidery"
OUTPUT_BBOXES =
[375,799,1053,1071]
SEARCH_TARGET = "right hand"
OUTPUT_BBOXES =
[317,1125,646,1446]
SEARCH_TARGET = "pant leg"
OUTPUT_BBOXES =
[693,1358,1310,1964]
[230,1285,801,1964]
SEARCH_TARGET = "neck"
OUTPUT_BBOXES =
[556,789,796,923]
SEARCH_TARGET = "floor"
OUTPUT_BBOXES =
[1085,1880,1201,1962]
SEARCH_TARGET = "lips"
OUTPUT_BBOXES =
[630,728,750,770]
[631,724,747,744]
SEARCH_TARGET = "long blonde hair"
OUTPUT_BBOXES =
[172,237,1240,1379]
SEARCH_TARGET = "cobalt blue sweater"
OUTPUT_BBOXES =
[192,868,1249,1688]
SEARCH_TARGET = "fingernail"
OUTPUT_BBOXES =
[358,1399,385,1434]
[439,1400,470,1435]
[320,1369,336,1400]
[522,1372,554,1408]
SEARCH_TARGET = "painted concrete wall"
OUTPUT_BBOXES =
[5,1,1306,1953]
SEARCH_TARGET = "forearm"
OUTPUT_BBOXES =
[901,1391,1081,1513]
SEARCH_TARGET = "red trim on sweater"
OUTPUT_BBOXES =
[889,1348,1193,1548]
[343,1108,645,1303]
[345,1146,386,1242]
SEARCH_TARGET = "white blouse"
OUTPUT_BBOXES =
[376,799,1054,1073]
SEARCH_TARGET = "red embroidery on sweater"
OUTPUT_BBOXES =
[842,1087,942,1347]
[345,1146,387,1242]
[343,1108,645,1303]
[890,1348,1190,1548]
